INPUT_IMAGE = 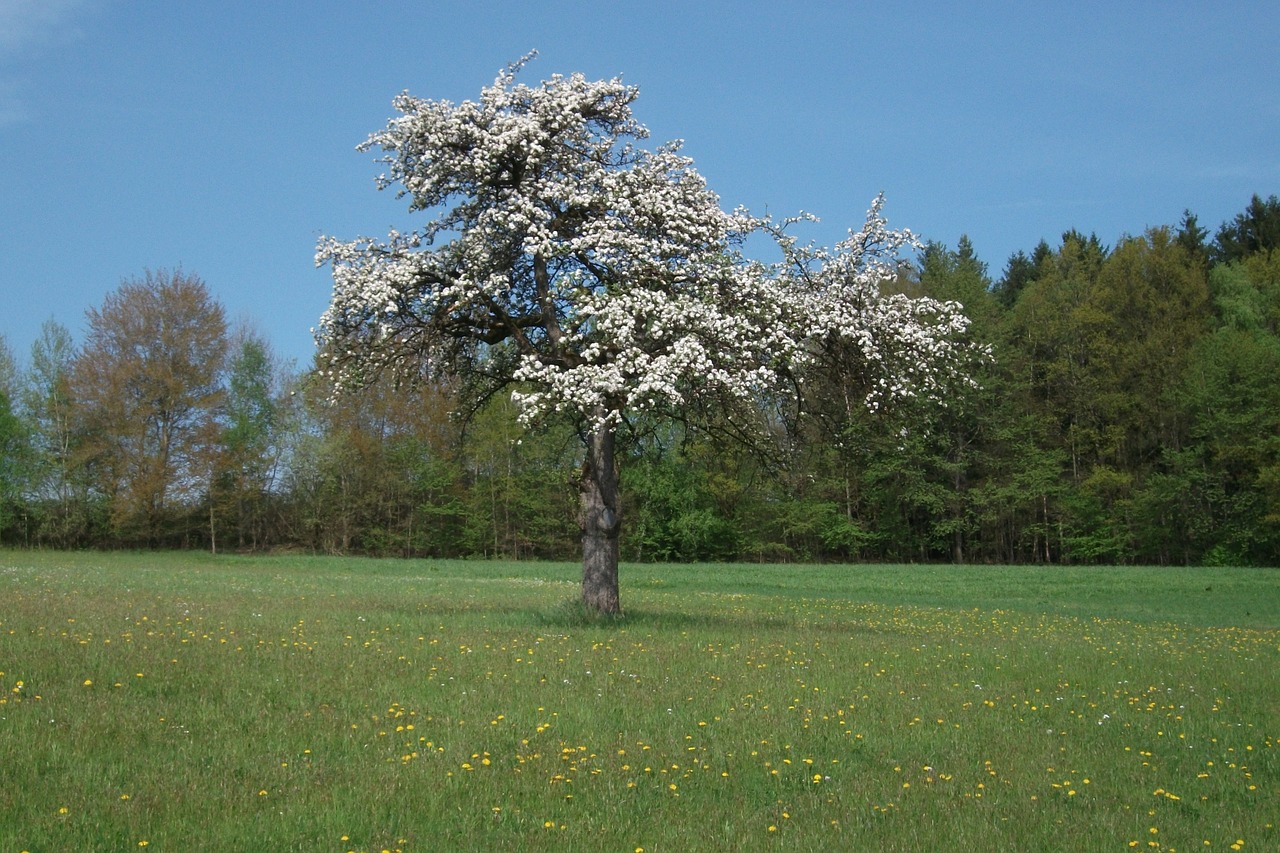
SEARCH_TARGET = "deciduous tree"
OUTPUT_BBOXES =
[0,335,31,541]
[70,269,228,544]
[318,57,974,611]
[209,330,287,551]
[21,320,88,545]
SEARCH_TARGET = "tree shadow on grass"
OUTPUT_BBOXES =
[523,596,885,635]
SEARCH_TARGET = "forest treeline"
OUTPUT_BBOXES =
[2,195,1279,565]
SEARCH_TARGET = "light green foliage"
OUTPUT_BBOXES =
[918,235,999,331]
[223,336,277,465]
[211,333,283,550]
[0,390,25,536]
[1002,230,1223,563]
[0,336,32,538]
[1211,263,1269,331]
[622,443,743,563]
[1239,250,1280,333]
[1165,328,1280,562]
[0,552,1275,851]
[21,321,78,515]
[0,334,17,395]
[1008,231,1111,473]
[1133,251,1280,564]
[1087,229,1209,461]
[460,396,578,560]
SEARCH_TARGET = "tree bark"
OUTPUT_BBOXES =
[580,424,621,614]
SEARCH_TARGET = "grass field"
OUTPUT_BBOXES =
[1,550,1276,852]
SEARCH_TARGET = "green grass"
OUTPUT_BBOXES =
[1,550,1276,852]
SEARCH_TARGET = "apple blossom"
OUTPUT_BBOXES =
[317,55,974,613]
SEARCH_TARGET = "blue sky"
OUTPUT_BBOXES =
[2,1,1277,368]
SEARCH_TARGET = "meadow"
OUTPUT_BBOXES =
[0,550,1276,852]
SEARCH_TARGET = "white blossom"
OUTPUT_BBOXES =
[317,56,974,433]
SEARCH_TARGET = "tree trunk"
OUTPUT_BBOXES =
[580,424,621,614]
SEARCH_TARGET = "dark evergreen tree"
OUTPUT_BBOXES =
[995,250,1037,308]
[1213,194,1280,264]
[1175,209,1210,269]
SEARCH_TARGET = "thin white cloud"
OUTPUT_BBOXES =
[0,0,98,127]
[0,0,94,54]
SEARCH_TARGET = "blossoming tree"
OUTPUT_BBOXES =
[318,56,974,613]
